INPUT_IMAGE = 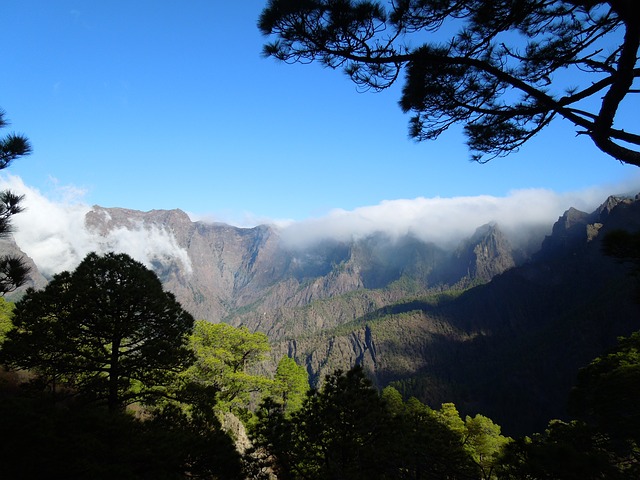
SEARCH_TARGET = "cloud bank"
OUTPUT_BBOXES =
[278,179,640,249]
[2,173,639,277]
[0,175,193,277]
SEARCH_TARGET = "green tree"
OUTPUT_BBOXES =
[433,401,467,437]
[272,356,309,415]
[496,420,623,480]
[381,385,404,416]
[183,320,271,412]
[568,330,640,446]
[399,398,479,479]
[464,414,511,480]
[0,296,14,343]
[0,110,31,295]
[254,366,398,479]
[259,1,640,165]
[497,332,640,479]
[252,367,484,479]
[0,252,194,411]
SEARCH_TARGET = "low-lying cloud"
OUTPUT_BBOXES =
[0,175,193,278]
[2,173,639,277]
[279,179,640,249]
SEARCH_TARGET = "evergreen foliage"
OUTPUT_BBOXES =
[272,356,309,415]
[0,252,195,411]
[183,320,272,413]
[0,296,14,343]
[251,366,491,479]
[0,109,31,295]
[259,0,640,165]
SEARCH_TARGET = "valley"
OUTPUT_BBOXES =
[7,193,640,435]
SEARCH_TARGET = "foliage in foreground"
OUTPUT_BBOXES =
[1,248,639,478]
[0,390,243,480]
[250,365,508,480]
[259,0,640,166]
[0,252,195,411]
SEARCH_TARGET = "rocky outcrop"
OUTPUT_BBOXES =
[76,207,528,328]
[266,194,640,435]
[450,223,516,284]
[6,194,640,436]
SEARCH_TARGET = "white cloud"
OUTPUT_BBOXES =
[2,174,639,277]
[279,180,640,249]
[188,209,294,230]
[0,175,192,277]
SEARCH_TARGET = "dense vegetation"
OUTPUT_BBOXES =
[2,0,640,469]
[0,250,638,478]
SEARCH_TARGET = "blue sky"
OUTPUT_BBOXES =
[1,0,639,228]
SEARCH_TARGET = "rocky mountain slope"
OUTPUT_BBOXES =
[4,194,640,435]
[266,194,640,434]
[80,205,528,336]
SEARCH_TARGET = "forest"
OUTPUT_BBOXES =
[0,249,639,479]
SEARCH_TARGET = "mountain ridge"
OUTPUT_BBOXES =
[4,193,640,435]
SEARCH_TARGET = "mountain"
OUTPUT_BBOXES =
[266,194,640,435]
[6,194,640,435]
[83,206,527,338]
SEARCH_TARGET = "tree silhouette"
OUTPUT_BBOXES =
[0,252,195,411]
[0,109,31,295]
[259,0,640,165]
[252,366,483,479]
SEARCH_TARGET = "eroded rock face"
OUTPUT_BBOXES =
[76,206,529,328]
[7,194,640,435]
[20,194,636,333]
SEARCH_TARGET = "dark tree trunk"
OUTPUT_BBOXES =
[108,336,121,412]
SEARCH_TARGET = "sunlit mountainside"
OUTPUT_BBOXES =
[5,193,640,434]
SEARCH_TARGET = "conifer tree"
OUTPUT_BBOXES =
[260,1,640,165]
[0,110,31,295]
[0,252,195,411]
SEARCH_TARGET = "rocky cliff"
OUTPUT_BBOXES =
[5,194,640,435]
[81,206,527,336]
[267,195,640,435]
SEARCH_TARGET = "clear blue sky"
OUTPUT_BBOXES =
[1,1,638,225]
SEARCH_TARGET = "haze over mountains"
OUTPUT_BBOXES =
[3,173,640,435]
[2,173,637,277]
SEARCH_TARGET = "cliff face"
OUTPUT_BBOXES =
[448,223,516,284]
[81,206,525,331]
[269,195,640,435]
[85,207,291,322]
[8,195,640,435]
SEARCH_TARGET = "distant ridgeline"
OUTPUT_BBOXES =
[8,194,640,435]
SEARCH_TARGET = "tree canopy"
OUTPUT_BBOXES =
[259,0,640,165]
[0,252,195,411]
[0,109,31,295]
[251,366,487,479]
[272,356,309,415]
[568,330,640,443]
[183,320,272,412]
